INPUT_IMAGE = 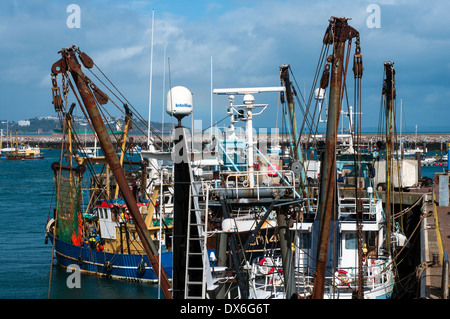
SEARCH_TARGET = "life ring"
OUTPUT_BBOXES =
[258,258,274,275]
[371,260,384,281]
[124,208,130,220]
[334,270,350,287]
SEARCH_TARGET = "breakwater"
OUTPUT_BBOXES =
[10,133,450,151]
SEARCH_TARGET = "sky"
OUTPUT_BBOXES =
[0,0,449,133]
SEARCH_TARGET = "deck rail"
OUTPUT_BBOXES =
[250,255,394,298]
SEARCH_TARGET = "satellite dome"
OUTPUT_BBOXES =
[166,86,193,120]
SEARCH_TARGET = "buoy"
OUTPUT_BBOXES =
[335,270,350,287]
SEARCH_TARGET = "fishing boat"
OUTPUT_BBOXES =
[248,19,403,300]
[0,130,44,160]
[248,154,397,299]
[45,46,172,296]
[172,17,404,300]
[5,145,44,160]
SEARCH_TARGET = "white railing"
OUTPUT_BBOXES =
[338,196,382,222]
[201,170,298,201]
[249,256,393,298]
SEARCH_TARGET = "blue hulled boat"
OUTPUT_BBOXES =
[46,232,173,282]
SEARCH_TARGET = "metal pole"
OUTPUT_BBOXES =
[384,61,395,255]
[277,209,297,298]
[147,9,155,147]
[442,251,449,299]
[312,17,357,299]
[172,126,191,299]
[279,65,299,161]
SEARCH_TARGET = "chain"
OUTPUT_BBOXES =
[62,73,70,110]
[353,33,363,79]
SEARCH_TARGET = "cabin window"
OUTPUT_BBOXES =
[367,231,377,247]
[345,233,358,250]
[99,208,104,219]
[298,232,311,249]
[111,207,119,222]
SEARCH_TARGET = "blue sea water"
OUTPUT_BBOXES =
[0,149,445,299]
[0,149,160,299]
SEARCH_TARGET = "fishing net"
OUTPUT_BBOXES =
[54,169,83,245]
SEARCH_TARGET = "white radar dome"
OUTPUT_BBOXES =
[166,86,193,120]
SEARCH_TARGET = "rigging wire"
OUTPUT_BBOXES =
[52,60,168,262]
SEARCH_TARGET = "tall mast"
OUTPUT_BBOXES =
[279,64,311,297]
[383,61,396,254]
[147,9,155,147]
[51,46,172,299]
[312,17,359,299]
[279,64,300,160]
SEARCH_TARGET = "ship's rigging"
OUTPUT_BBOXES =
[46,13,424,299]
[50,45,172,298]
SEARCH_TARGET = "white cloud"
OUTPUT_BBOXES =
[0,0,448,130]
[92,45,146,68]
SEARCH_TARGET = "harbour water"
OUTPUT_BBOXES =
[0,149,160,299]
[0,148,446,299]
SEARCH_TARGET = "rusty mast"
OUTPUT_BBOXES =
[312,17,359,299]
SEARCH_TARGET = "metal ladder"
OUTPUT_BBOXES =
[184,181,210,299]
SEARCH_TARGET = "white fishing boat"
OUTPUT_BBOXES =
[249,183,396,299]
[179,17,404,300]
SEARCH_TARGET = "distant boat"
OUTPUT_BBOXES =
[403,147,424,157]
[1,145,44,160]
[0,129,44,160]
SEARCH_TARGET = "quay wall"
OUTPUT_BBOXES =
[9,133,450,150]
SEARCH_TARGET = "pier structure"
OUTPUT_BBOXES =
[9,132,450,152]
[418,180,450,299]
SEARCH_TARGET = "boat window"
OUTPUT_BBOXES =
[111,207,119,222]
[345,233,358,250]
[368,231,377,247]
[298,232,311,249]
[99,208,104,219]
